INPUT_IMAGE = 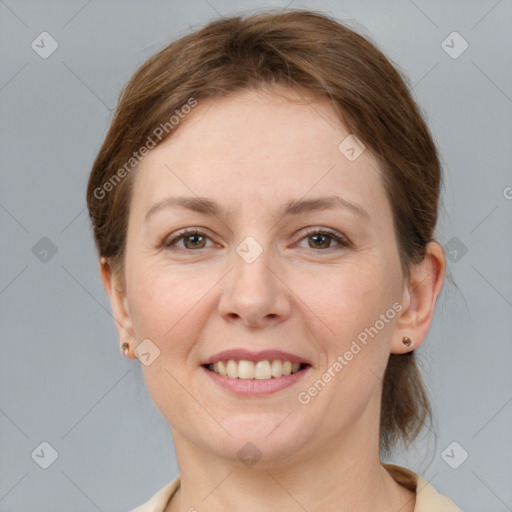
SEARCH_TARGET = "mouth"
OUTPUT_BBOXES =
[199,349,313,396]
[201,359,312,396]
[202,359,311,380]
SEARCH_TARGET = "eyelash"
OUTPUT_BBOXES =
[161,227,350,253]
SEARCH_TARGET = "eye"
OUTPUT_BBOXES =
[162,228,214,251]
[161,227,350,253]
[296,227,350,251]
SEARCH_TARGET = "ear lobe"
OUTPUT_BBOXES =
[99,257,135,354]
[391,241,446,354]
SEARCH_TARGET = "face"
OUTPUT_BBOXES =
[114,87,410,466]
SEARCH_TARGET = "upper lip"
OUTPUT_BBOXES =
[200,349,311,366]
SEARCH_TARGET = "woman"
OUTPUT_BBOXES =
[86,9,461,512]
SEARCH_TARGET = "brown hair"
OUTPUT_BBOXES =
[87,9,440,478]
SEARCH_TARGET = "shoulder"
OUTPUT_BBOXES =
[382,463,462,512]
[129,475,181,512]
[414,473,463,512]
[129,469,462,512]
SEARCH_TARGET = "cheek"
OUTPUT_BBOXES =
[126,261,214,353]
[327,270,398,370]
[127,263,215,416]
[305,262,393,341]
[303,262,397,399]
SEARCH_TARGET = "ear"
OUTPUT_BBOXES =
[391,241,446,354]
[99,257,136,359]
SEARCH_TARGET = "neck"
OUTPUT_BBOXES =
[166,398,415,512]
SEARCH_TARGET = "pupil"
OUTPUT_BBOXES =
[187,235,204,248]
[311,234,329,249]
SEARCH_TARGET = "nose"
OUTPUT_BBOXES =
[217,244,291,328]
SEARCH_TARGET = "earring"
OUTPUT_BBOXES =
[402,336,413,351]
[121,342,130,357]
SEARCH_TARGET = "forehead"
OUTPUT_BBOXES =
[152,87,353,164]
[132,87,387,220]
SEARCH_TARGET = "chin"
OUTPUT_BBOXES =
[204,415,312,466]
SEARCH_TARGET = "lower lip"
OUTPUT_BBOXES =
[200,365,311,396]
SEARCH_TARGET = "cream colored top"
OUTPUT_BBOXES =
[130,464,461,511]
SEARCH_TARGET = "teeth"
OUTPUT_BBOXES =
[226,360,238,378]
[271,359,282,378]
[238,360,255,379]
[217,361,227,376]
[207,359,303,380]
[255,360,271,379]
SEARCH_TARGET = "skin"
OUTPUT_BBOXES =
[100,86,446,512]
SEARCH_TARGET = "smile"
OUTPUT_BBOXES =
[201,359,312,396]
[204,359,309,380]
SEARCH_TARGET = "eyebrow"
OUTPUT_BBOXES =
[144,194,370,222]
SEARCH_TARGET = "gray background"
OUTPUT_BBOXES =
[1,0,511,510]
